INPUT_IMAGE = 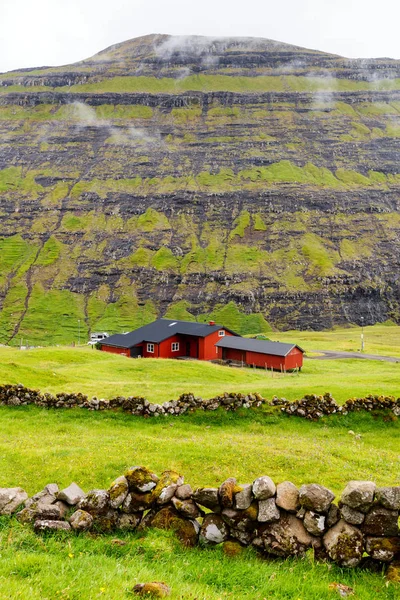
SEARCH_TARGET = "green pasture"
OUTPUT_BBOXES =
[0,407,399,599]
[0,325,399,599]
[0,344,399,403]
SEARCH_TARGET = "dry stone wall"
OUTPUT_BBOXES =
[1,384,400,420]
[1,467,399,569]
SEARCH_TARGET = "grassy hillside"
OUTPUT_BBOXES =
[1,36,400,340]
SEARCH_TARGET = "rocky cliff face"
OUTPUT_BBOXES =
[0,35,400,344]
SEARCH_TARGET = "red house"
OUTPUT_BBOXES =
[100,318,304,370]
[216,336,304,370]
[100,318,238,360]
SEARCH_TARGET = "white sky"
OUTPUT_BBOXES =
[0,0,399,73]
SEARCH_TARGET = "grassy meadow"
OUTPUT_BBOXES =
[0,323,400,403]
[0,324,399,599]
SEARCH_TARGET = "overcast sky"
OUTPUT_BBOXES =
[0,0,399,73]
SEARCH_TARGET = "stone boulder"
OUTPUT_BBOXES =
[175,484,192,500]
[255,513,319,557]
[221,505,257,532]
[79,489,110,515]
[192,487,220,511]
[108,476,129,509]
[124,466,159,493]
[234,484,253,510]
[0,487,28,515]
[34,519,71,532]
[361,506,399,536]
[340,504,365,525]
[25,484,58,510]
[122,490,154,513]
[340,481,376,512]
[258,498,280,523]
[57,483,85,506]
[375,487,400,511]
[276,481,299,513]
[219,477,238,508]
[132,582,171,597]
[323,519,364,567]
[365,537,400,562]
[145,506,198,547]
[252,476,276,500]
[69,509,94,531]
[117,512,143,530]
[200,513,230,545]
[299,484,335,513]
[303,511,326,536]
[171,497,201,519]
[154,471,184,505]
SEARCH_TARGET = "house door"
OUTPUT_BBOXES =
[130,346,142,358]
[186,342,191,356]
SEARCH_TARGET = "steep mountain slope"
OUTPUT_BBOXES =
[0,34,400,344]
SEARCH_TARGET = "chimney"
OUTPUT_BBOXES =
[209,320,216,326]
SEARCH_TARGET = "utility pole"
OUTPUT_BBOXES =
[360,316,364,352]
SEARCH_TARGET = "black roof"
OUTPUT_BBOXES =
[216,336,304,357]
[102,319,239,349]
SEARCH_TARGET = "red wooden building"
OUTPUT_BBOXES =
[100,318,304,370]
[215,336,304,370]
[100,319,237,360]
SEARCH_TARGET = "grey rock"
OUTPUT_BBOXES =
[175,484,192,500]
[25,485,58,510]
[365,536,400,562]
[375,486,400,510]
[221,507,255,531]
[108,476,129,509]
[79,489,110,515]
[257,498,280,523]
[341,481,376,511]
[157,485,177,505]
[361,506,399,536]
[117,512,142,530]
[57,482,85,506]
[323,520,364,567]
[276,481,299,513]
[299,484,335,513]
[192,487,220,510]
[234,484,253,510]
[34,519,71,532]
[252,476,276,500]
[340,504,365,525]
[0,487,28,515]
[69,509,93,531]
[171,497,201,518]
[230,527,253,545]
[303,511,326,536]
[200,514,229,545]
[257,513,319,557]
[326,504,340,528]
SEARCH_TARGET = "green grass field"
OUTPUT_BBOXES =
[0,325,399,599]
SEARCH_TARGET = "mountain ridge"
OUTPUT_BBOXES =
[0,35,399,344]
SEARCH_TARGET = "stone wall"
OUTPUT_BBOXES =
[1,467,399,569]
[1,384,399,419]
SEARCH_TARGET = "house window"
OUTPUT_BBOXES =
[218,330,225,337]
[147,343,154,353]
[171,342,180,352]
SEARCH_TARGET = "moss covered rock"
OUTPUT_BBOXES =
[132,582,171,597]
[124,466,159,493]
[146,506,199,547]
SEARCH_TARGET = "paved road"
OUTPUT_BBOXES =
[308,350,400,363]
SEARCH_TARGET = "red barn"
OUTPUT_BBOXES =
[100,318,238,360]
[215,336,304,370]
